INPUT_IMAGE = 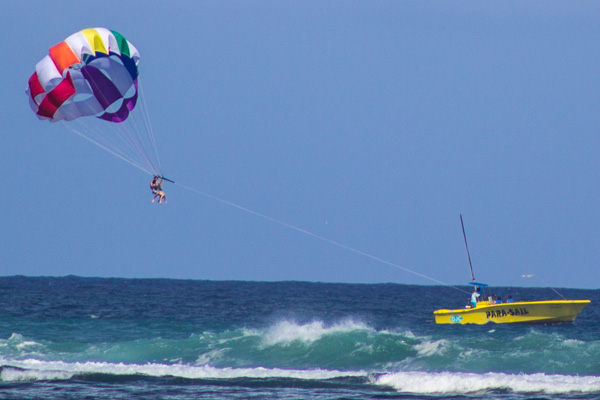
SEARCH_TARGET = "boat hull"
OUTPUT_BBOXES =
[434,300,590,324]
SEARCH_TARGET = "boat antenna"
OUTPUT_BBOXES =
[460,214,476,282]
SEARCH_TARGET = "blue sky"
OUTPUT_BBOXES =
[2,1,599,288]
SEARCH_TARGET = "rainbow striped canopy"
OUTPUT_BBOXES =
[27,28,140,123]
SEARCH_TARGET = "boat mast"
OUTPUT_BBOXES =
[460,214,476,282]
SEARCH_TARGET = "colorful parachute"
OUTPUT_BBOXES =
[27,28,162,176]
[27,28,139,123]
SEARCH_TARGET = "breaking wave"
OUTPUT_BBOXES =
[2,360,599,396]
[374,371,600,394]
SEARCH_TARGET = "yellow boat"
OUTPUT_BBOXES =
[434,299,590,324]
[434,215,591,324]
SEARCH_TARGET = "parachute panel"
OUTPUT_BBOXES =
[80,28,109,56]
[37,74,76,120]
[27,72,45,104]
[48,41,80,74]
[34,55,62,93]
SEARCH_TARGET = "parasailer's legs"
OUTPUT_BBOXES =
[152,190,165,203]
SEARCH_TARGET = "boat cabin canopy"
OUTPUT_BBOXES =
[469,281,488,287]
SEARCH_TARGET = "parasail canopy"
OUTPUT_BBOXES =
[26,28,162,176]
[27,28,140,123]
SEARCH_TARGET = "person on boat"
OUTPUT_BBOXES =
[150,176,167,204]
[507,295,514,303]
[470,287,481,308]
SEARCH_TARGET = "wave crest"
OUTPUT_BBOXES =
[375,371,600,394]
[261,319,372,346]
[0,359,367,382]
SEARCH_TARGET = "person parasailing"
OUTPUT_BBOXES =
[151,176,167,204]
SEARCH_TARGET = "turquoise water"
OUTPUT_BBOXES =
[0,276,598,399]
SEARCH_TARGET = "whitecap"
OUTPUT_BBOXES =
[196,348,229,365]
[414,339,448,357]
[374,370,600,394]
[260,319,371,346]
[0,359,368,382]
[1,367,73,382]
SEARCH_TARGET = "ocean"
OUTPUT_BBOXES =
[0,276,598,399]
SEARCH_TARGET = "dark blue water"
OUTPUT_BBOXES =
[0,276,598,399]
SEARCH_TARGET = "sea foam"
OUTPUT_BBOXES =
[413,339,449,357]
[0,358,368,382]
[375,370,600,394]
[1,366,74,382]
[261,319,372,346]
